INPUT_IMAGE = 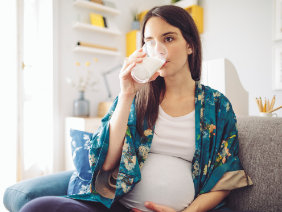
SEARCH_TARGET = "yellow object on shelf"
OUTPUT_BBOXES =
[90,13,105,27]
[137,10,148,22]
[126,30,141,57]
[185,5,203,33]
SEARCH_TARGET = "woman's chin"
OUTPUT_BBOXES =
[158,68,167,77]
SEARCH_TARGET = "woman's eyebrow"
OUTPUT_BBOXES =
[144,32,178,40]
[161,32,178,37]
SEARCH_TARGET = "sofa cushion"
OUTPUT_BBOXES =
[67,129,93,195]
[227,117,282,212]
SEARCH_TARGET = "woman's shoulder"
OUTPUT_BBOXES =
[197,83,230,102]
[196,82,234,113]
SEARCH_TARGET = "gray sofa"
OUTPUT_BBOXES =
[3,117,282,212]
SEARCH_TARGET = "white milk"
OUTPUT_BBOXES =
[131,56,165,83]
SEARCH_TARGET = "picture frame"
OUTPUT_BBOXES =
[274,0,282,40]
[273,46,282,90]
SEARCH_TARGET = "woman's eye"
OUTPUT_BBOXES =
[165,37,174,42]
[145,40,156,46]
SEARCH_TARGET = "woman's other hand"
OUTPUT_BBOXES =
[131,201,176,212]
[119,48,160,97]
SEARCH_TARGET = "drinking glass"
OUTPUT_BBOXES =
[131,41,168,83]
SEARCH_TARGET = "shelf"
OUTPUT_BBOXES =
[73,22,121,35]
[73,0,120,16]
[73,46,121,56]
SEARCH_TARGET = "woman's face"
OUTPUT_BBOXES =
[144,17,192,78]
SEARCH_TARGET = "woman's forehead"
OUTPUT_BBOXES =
[144,17,180,38]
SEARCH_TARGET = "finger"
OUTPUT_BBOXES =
[149,71,160,82]
[121,57,129,69]
[122,57,143,73]
[128,53,146,63]
[119,62,136,78]
[122,57,133,71]
[129,48,146,60]
[131,57,144,64]
[144,201,161,212]
[131,208,142,212]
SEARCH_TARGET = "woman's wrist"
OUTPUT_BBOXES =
[119,91,136,100]
[183,204,200,212]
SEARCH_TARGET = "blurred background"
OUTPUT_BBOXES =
[0,0,281,210]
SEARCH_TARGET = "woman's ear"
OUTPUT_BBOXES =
[187,48,193,55]
[186,44,193,55]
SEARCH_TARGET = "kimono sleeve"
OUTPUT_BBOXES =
[87,97,120,201]
[87,96,140,205]
[88,97,119,173]
[201,102,253,193]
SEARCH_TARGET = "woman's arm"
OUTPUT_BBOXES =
[184,190,230,212]
[102,93,135,171]
[102,48,157,171]
[132,191,230,212]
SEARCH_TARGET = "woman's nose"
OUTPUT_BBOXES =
[154,42,167,56]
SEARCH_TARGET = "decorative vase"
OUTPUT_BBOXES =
[131,20,140,30]
[73,91,90,117]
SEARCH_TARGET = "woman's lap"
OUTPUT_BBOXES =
[19,196,130,212]
[20,196,248,212]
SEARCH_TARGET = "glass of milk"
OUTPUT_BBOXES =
[131,41,167,83]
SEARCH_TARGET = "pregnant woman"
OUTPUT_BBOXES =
[21,5,252,212]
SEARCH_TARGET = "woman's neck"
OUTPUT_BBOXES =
[164,70,195,100]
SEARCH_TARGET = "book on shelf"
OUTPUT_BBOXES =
[89,13,107,28]
[89,0,104,5]
[102,17,108,28]
[77,41,118,52]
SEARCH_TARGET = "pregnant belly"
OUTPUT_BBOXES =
[119,153,195,212]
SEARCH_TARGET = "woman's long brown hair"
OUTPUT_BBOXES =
[135,5,202,137]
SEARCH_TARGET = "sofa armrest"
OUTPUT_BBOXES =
[3,170,73,212]
[227,117,282,211]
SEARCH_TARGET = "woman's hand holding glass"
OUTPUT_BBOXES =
[119,41,166,97]
[119,49,146,97]
[131,41,167,84]
[119,49,161,96]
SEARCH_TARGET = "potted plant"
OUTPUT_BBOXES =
[171,0,198,7]
[131,10,140,30]
[171,0,181,3]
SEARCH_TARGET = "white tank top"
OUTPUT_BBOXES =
[119,106,195,212]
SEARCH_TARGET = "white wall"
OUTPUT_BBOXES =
[200,0,282,117]
[54,0,281,171]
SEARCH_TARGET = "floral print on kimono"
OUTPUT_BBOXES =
[67,82,252,209]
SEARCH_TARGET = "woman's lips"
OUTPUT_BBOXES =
[161,61,169,69]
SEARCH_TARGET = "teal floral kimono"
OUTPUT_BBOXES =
[68,82,252,209]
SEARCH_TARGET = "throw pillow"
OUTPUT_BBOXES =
[67,129,93,195]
